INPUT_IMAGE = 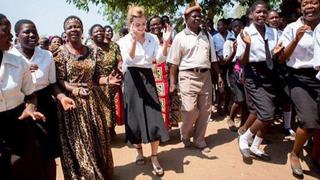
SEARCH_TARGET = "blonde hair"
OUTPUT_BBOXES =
[127,5,145,25]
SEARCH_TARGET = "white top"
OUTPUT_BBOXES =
[117,32,166,72]
[9,47,56,91]
[313,23,320,70]
[223,32,237,63]
[279,18,315,69]
[236,23,278,62]
[167,27,218,70]
[0,51,35,112]
[213,31,233,58]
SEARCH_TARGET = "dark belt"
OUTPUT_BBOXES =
[184,68,209,73]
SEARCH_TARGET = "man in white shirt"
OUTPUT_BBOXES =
[167,3,222,153]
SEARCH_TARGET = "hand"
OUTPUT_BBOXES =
[30,64,39,72]
[218,75,224,90]
[232,40,237,52]
[18,107,45,121]
[130,23,137,41]
[163,23,173,44]
[169,83,177,93]
[295,24,311,42]
[273,42,284,55]
[78,87,89,98]
[240,30,251,45]
[108,71,122,86]
[60,96,76,111]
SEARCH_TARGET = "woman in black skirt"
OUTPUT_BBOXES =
[117,5,172,176]
[0,14,46,179]
[275,0,320,177]
[9,19,63,180]
[237,1,278,161]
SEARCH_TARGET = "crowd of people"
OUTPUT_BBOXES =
[0,0,320,179]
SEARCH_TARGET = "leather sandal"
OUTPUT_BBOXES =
[135,147,145,165]
[151,155,164,176]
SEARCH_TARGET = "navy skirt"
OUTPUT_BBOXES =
[244,61,276,121]
[288,67,320,129]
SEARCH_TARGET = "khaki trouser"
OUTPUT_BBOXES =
[178,70,212,148]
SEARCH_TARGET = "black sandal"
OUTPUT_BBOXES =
[135,147,145,165]
[151,154,164,176]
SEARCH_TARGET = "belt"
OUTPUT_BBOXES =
[184,68,209,73]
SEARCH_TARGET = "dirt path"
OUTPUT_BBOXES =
[56,117,319,180]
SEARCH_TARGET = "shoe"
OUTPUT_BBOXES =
[250,148,271,161]
[200,146,211,154]
[135,147,145,165]
[181,138,192,148]
[284,128,296,137]
[290,153,303,178]
[238,136,250,158]
[151,155,164,176]
[226,117,237,132]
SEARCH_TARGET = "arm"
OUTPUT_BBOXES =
[239,31,251,65]
[223,41,237,65]
[277,25,310,64]
[169,64,178,93]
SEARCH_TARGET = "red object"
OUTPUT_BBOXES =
[115,86,125,125]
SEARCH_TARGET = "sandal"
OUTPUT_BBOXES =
[135,147,145,165]
[151,154,164,176]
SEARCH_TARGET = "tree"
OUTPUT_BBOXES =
[66,0,297,31]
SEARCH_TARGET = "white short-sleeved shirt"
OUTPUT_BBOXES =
[236,23,278,62]
[0,51,35,112]
[10,47,56,91]
[223,33,237,63]
[117,32,165,72]
[279,18,315,69]
[313,23,320,70]
[213,31,233,58]
[166,27,218,70]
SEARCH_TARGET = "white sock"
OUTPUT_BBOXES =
[239,129,254,150]
[283,111,292,129]
[250,135,263,152]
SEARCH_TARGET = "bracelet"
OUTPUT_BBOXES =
[72,87,80,96]
[105,77,109,85]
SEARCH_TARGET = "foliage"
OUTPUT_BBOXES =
[66,0,281,31]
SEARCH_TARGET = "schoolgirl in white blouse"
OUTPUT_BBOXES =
[275,0,320,177]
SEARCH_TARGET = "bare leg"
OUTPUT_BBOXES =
[290,127,311,175]
[151,141,164,176]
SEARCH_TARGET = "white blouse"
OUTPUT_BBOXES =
[0,51,35,112]
[10,47,56,91]
[236,23,278,63]
[279,18,315,69]
[117,32,166,72]
[213,31,233,58]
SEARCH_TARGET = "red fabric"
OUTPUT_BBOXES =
[115,86,124,125]
[153,62,170,129]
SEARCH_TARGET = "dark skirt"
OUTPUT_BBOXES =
[124,67,170,144]
[244,62,276,121]
[34,85,60,159]
[0,104,46,180]
[288,67,320,129]
[229,72,245,103]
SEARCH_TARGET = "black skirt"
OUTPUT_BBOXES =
[244,62,276,121]
[34,85,60,158]
[288,67,320,129]
[0,104,46,180]
[124,67,169,144]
